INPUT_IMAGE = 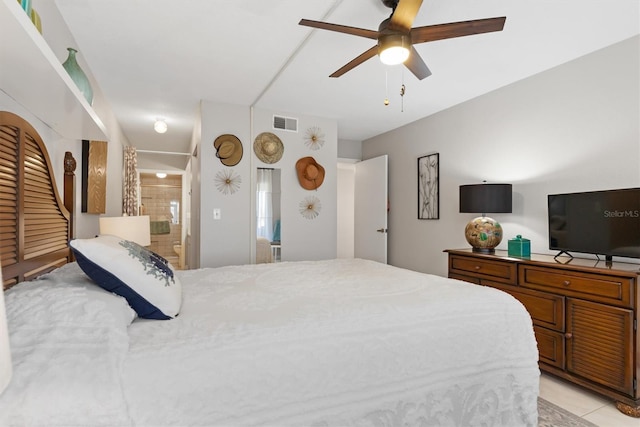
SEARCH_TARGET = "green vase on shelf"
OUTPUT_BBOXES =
[20,0,32,16]
[62,48,93,105]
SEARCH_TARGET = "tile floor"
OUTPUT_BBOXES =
[539,372,639,427]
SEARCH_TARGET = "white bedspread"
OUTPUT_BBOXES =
[123,259,540,426]
[0,264,134,426]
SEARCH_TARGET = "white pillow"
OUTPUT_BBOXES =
[70,235,182,319]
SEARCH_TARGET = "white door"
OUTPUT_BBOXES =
[354,155,388,263]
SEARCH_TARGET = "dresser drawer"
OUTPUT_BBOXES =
[534,325,565,369]
[519,265,633,308]
[449,255,517,285]
[448,272,480,284]
[489,282,565,331]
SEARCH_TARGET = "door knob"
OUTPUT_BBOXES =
[376,228,388,233]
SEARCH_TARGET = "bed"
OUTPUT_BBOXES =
[0,111,540,426]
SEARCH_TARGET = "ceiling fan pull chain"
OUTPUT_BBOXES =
[384,69,390,106]
[400,69,405,112]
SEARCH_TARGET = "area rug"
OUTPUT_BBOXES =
[538,397,599,427]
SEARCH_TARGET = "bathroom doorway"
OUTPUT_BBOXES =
[138,171,186,269]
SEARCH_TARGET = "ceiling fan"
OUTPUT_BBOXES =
[299,0,506,80]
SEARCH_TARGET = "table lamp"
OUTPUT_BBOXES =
[99,215,151,246]
[0,267,12,395]
[460,183,512,253]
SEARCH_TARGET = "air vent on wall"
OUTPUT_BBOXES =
[273,115,298,132]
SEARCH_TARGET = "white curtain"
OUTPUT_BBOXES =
[256,169,274,241]
[122,146,138,216]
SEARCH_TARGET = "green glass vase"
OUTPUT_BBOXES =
[62,48,93,105]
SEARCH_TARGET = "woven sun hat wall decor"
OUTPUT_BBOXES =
[214,134,243,166]
[253,132,284,164]
[296,156,325,190]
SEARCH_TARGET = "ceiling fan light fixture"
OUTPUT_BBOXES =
[154,119,168,134]
[378,34,410,65]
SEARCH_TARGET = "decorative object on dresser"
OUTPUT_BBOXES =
[459,182,512,253]
[61,47,93,105]
[446,248,640,417]
[417,153,439,220]
[99,215,151,247]
[508,234,531,258]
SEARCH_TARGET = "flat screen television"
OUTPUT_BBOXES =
[548,188,640,260]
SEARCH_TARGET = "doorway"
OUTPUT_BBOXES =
[139,172,186,269]
[337,155,388,263]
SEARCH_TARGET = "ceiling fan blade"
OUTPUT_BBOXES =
[299,19,378,39]
[410,17,506,44]
[388,0,423,32]
[329,46,379,78]
[404,46,432,80]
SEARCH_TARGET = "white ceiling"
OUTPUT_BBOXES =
[54,0,639,164]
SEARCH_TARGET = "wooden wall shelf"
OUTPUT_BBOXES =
[0,0,108,141]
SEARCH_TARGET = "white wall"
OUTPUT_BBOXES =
[363,36,640,277]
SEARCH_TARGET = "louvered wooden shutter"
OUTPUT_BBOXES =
[0,112,71,288]
[0,123,19,272]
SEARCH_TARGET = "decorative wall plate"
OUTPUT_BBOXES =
[299,195,321,219]
[304,126,325,151]
[215,169,241,195]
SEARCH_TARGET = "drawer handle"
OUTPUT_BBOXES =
[564,333,573,340]
[562,280,571,286]
[474,265,481,270]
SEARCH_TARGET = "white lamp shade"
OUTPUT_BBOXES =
[99,215,151,246]
[0,268,12,394]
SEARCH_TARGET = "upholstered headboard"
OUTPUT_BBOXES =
[0,111,76,289]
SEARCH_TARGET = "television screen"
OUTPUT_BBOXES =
[548,188,640,259]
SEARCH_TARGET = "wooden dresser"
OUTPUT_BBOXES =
[445,248,640,417]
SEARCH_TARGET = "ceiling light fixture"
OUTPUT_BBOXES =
[378,34,410,65]
[154,119,168,134]
[156,172,167,179]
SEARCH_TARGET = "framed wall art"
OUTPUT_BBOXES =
[81,139,108,214]
[417,153,439,220]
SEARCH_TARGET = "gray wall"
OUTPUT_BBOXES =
[363,36,640,277]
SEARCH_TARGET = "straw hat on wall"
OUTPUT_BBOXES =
[214,134,243,166]
[296,157,325,190]
[253,132,284,164]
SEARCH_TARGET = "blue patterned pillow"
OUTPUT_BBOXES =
[70,235,182,320]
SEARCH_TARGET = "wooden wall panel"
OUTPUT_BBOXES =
[81,139,107,214]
